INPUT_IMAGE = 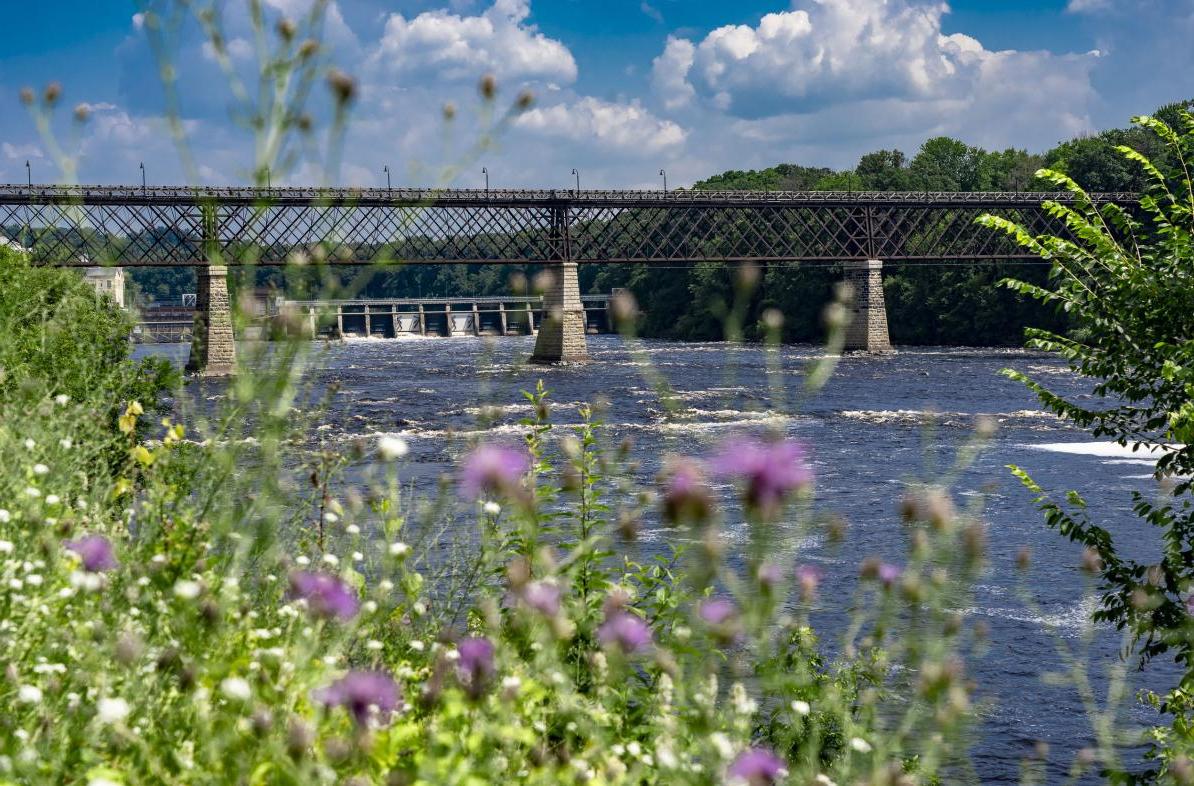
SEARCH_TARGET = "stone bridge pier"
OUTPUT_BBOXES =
[185,264,237,376]
[842,259,892,353]
[530,260,588,364]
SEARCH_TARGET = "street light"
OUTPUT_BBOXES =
[659,168,668,191]
[140,162,146,191]
[571,168,580,193]
[383,165,391,190]
[482,167,489,192]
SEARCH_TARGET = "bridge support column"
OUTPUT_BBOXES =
[842,259,891,353]
[185,264,236,376]
[530,262,587,364]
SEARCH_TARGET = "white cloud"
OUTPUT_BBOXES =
[651,37,696,111]
[1066,0,1113,12]
[2,142,43,161]
[652,0,1098,122]
[201,37,254,63]
[515,97,686,153]
[370,0,576,84]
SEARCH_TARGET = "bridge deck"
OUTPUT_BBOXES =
[0,185,1136,267]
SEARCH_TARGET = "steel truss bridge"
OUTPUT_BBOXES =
[0,185,1137,268]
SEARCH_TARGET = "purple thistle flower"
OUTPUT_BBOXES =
[757,562,783,590]
[521,580,562,617]
[698,598,737,625]
[289,571,360,621]
[597,610,652,654]
[727,747,787,785]
[459,444,530,501]
[456,637,496,697]
[795,564,824,598]
[315,670,401,726]
[878,563,902,588]
[710,437,812,519]
[660,457,713,524]
[65,535,117,572]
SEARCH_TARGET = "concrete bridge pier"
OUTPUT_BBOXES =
[842,259,892,353]
[185,264,237,376]
[530,261,587,364]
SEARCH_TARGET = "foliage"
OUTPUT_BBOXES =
[980,108,1194,781]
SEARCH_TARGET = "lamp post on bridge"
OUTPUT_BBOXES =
[482,167,489,193]
[140,162,146,191]
[25,161,31,187]
[571,168,580,194]
[659,168,667,191]
[383,165,391,190]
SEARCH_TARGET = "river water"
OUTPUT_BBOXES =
[144,335,1178,782]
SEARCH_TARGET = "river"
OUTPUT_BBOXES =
[141,335,1178,783]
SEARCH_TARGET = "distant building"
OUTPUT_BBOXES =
[1,237,28,254]
[84,267,126,308]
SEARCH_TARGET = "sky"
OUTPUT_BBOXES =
[0,0,1191,189]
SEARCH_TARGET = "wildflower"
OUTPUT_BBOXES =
[220,677,252,701]
[25,487,40,498]
[456,637,496,697]
[0,509,9,523]
[598,609,652,654]
[727,747,787,785]
[60,438,72,450]
[792,699,811,716]
[96,697,130,724]
[659,456,713,524]
[24,438,35,450]
[861,557,902,588]
[710,437,812,519]
[45,494,60,507]
[850,737,872,754]
[389,541,410,558]
[289,571,360,621]
[878,563,901,587]
[483,501,501,516]
[315,670,401,726]
[173,580,202,600]
[346,524,360,536]
[33,463,49,476]
[459,444,530,500]
[0,540,11,554]
[520,580,562,617]
[378,435,409,460]
[65,535,117,572]
[699,598,736,625]
[795,564,823,598]
[18,685,43,704]
[55,394,69,405]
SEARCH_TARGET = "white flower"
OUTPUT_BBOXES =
[322,511,339,524]
[45,495,60,507]
[25,487,40,498]
[709,732,733,759]
[346,524,360,536]
[850,737,872,754]
[378,435,409,460]
[55,394,69,405]
[173,580,202,600]
[60,438,73,450]
[18,685,43,704]
[23,438,35,450]
[0,509,9,523]
[0,540,12,554]
[33,464,49,476]
[321,553,339,567]
[220,677,251,701]
[366,639,383,651]
[389,541,410,558]
[96,696,131,724]
[295,555,310,566]
[409,640,425,652]
[483,501,501,515]
[791,699,811,716]
[352,551,364,562]
[26,574,42,586]
[814,775,837,786]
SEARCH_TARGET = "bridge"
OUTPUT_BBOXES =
[0,185,1135,374]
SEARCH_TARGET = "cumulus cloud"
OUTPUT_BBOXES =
[370,0,577,84]
[515,97,686,153]
[651,0,1098,123]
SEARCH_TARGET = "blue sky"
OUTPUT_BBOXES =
[1,0,1191,188]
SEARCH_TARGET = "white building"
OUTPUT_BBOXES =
[84,267,126,308]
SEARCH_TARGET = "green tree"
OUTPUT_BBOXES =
[982,109,1194,780]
